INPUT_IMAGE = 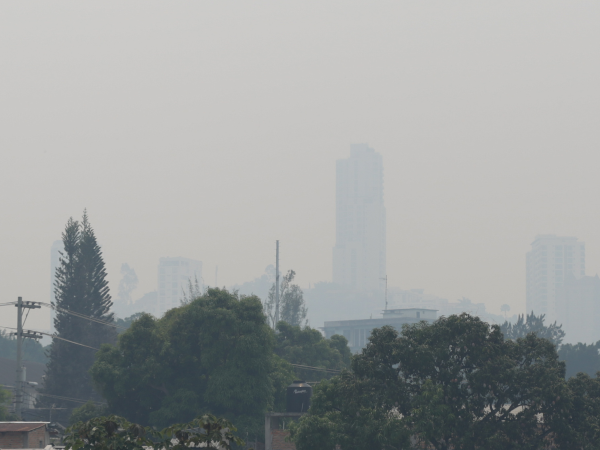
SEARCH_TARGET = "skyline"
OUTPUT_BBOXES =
[2,2,600,333]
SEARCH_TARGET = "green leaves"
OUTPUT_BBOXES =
[292,314,578,450]
[64,414,244,450]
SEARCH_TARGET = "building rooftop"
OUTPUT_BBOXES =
[0,422,49,432]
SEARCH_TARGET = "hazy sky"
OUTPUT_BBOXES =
[1,2,600,331]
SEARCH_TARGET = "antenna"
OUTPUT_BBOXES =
[380,275,388,311]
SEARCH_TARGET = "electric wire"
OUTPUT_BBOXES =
[0,326,99,350]
[290,363,341,374]
[38,302,127,331]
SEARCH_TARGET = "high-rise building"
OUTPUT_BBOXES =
[332,144,386,291]
[526,235,585,324]
[157,257,203,315]
[556,273,600,344]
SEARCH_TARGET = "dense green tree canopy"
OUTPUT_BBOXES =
[0,386,16,421]
[291,314,574,450]
[274,322,351,381]
[91,288,285,437]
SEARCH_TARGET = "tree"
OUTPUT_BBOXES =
[64,414,244,450]
[91,288,278,438]
[0,386,17,421]
[291,314,572,450]
[40,211,116,421]
[264,270,308,328]
[69,401,108,425]
[558,341,600,379]
[274,322,351,382]
[500,311,565,346]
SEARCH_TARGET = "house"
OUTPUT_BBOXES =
[0,422,50,449]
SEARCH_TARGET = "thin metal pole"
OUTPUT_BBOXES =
[15,296,23,419]
[275,241,280,327]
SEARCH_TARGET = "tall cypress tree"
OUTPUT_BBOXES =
[39,211,116,421]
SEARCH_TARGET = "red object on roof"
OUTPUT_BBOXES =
[0,422,48,432]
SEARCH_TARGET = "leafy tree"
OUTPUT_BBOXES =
[264,270,307,327]
[64,414,244,450]
[500,311,565,346]
[181,275,203,305]
[0,386,17,421]
[558,373,600,449]
[114,312,145,334]
[0,329,48,363]
[91,288,278,438]
[274,322,351,382]
[291,314,571,450]
[40,212,116,421]
[558,341,600,379]
[69,401,108,425]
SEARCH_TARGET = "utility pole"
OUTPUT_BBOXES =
[14,297,41,419]
[274,240,280,327]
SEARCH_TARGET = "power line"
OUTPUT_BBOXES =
[38,302,127,331]
[290,363,341,374]
[0,326,99,351]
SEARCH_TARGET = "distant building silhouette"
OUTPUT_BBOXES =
[557,273,600,344]
[157,257,202,315]
[526,235,585,325]
[332,144,386,291]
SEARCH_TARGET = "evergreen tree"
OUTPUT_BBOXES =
[39,211,116,421]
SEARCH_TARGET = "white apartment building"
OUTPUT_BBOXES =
[157,257,203,315]
[332,144,386,291]
[526,235,585,324]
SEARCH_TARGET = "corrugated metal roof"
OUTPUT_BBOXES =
[0,422,48,432]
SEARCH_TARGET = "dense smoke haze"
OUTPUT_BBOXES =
[1,1,600,332]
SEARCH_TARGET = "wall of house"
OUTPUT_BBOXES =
[271,430,295,450]
[0,431,27,448]
[27,426,48,448]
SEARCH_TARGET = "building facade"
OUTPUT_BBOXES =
[556,273,600,344]
[526,235,585,324]
[332,144,386,291]
[157,257,203,316]
[322,308,436,353]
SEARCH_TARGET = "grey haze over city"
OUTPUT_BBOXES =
[2,2,600,343]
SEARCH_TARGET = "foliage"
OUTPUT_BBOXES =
[114,313,145,334]
[559,373,600,449]
[0,386,17,421]
[264,270,307,328]
[40,211,117,421]
[91,288,276,438]
[64,414,244,450]
[291,314,571,450]
[558,341,600,379]
[69,401,109,425]
[0,329,48,364]
[274,322,351,382]
[181,275,203,305]
[500,311,565,346]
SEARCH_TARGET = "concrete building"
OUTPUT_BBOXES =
[322,308,436,353]
[157,257,203,315]
[526,235,585,324]
[332,144,386,291]
[0,423,49,449]
[556,273,600,344]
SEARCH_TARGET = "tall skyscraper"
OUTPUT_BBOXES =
[332,144,386,291]
[526,235,585,324]
[157,257,203,315]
